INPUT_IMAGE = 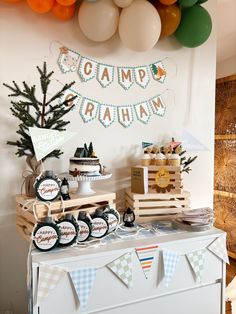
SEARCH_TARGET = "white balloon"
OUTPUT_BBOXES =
[119,0,161,52]
[113,0,133,8]
[79,0,120,42]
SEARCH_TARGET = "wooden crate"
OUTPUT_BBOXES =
[147,165,182,194]
[126,188,190,223]
[16,190,116,242]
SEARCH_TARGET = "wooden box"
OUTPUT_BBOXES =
[147,165,182,194]
[16,190,116,242]
[126,188,190,223]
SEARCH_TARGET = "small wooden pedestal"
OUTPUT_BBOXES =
[16,190,116,242]
[126,188,191,223]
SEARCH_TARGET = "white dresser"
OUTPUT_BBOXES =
[31,228,226,314]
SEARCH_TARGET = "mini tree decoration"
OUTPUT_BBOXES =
[4,62,77,196]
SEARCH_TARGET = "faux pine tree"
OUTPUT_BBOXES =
[4,61,77,160]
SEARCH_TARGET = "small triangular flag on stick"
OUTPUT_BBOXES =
[107,252,133,288]
[208,234,229,264]
[37,265,66,305]
[29,127,76,161]
[186,249,206,283]
[142,142,153,149]
[69,268,97,311]
[136,245,158,279]
[182,130,209,151]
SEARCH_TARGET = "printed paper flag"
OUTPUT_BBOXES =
[107,252,133,288]
[29,127,76,161]
[136,245,158,279]
[182,130,209,151]
[57,47,79,73]
[134,66,150,89]
[163,250,180,286]
[117,67,134,90]
[59,89,80,109]
[149,95,166,117]
[80,98,99,123]
[117,106,134,128]
[99,104,116,128]
[150,61,166,84]
[142,142,153,149]
[97,64,114,88]
[78,57,97,82]
[134,102,151,124]
[186,249,206,283]
[69,268,97,311]
[37,265,66,305]
[208,234,229,264]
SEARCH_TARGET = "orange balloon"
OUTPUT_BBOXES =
[154,2,181,37]
[56,0,76,6]
[4,0,22,3]
[27,0,55,13]
[159,0,177,5]
[52,2,75,20]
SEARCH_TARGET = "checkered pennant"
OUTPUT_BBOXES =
[163,250,180,286]
[69,268,97,311]
[186,249,206,283]
[208,234,229,264]
[107,252,133,288]
[37,265,66,305]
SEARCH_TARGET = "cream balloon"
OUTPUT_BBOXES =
[119,0,161,52]
[113,0,133,8]
[79,0,120,42]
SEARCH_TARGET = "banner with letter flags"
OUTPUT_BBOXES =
[59,87,167,128]
[35,234,228,310]
[57,46,167,90]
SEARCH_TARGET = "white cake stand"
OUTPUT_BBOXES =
[59,173,112,196]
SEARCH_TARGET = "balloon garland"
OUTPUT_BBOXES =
[5,0,212,51]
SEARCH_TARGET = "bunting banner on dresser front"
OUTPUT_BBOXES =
[37,265,66,305]
[207,234,229,264]
[135,245,158,279]
[107,252,133,288]
[69,268,97,311]
[59,88,167,128]
[163,250,180,287]
[186,249,206,283]
[57,46,167,90]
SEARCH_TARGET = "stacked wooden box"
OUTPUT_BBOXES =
[16,191,116,242]
[127,165,191,222]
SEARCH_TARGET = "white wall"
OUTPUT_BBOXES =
[0,1,216,312]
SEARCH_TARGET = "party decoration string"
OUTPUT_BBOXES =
[57,46,169,90]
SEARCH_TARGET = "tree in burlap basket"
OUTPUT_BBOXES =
[4,62,77,196]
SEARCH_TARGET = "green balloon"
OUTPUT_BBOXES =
[175,5,212,48]
[178,0,198,8]
[197,0,208,3]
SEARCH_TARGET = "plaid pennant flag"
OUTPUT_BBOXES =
[208,234,229,264]
[136,245,158,279]
[163,250,180,286]
[37,265,66,305]
[186,249,206,283]
[69,268,97,311]
[107,252,133,288]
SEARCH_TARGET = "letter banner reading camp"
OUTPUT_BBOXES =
[57,46,167,90]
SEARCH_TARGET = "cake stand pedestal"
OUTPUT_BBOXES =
[59,173,112,196]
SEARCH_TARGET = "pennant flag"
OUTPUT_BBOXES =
[97,64,114,88]
[182,130,209,151]
[107,252,133,288]
[134,66,150,89]
[29,127,76,161]
[37,265,66,305]
[142,142,153,149]
[57,47,79,73]
[117,67,134,90]
[69,268,97,311]
[59,89,80,109]
[134,102,151,124]
[163,250,180,286]
[186,249,206,283]
[208,234,229,264]
[78,57,97,82]
[117,106,134,128]
[99,104,116,128]
[135,245,158,279]
[150,61,166,84]
[149,95,166,117]
[80,98,99,123]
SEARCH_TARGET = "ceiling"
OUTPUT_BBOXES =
[217,0,236,65]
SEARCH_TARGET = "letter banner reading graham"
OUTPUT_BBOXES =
[57,46,167,90]
[59,90,168,128]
